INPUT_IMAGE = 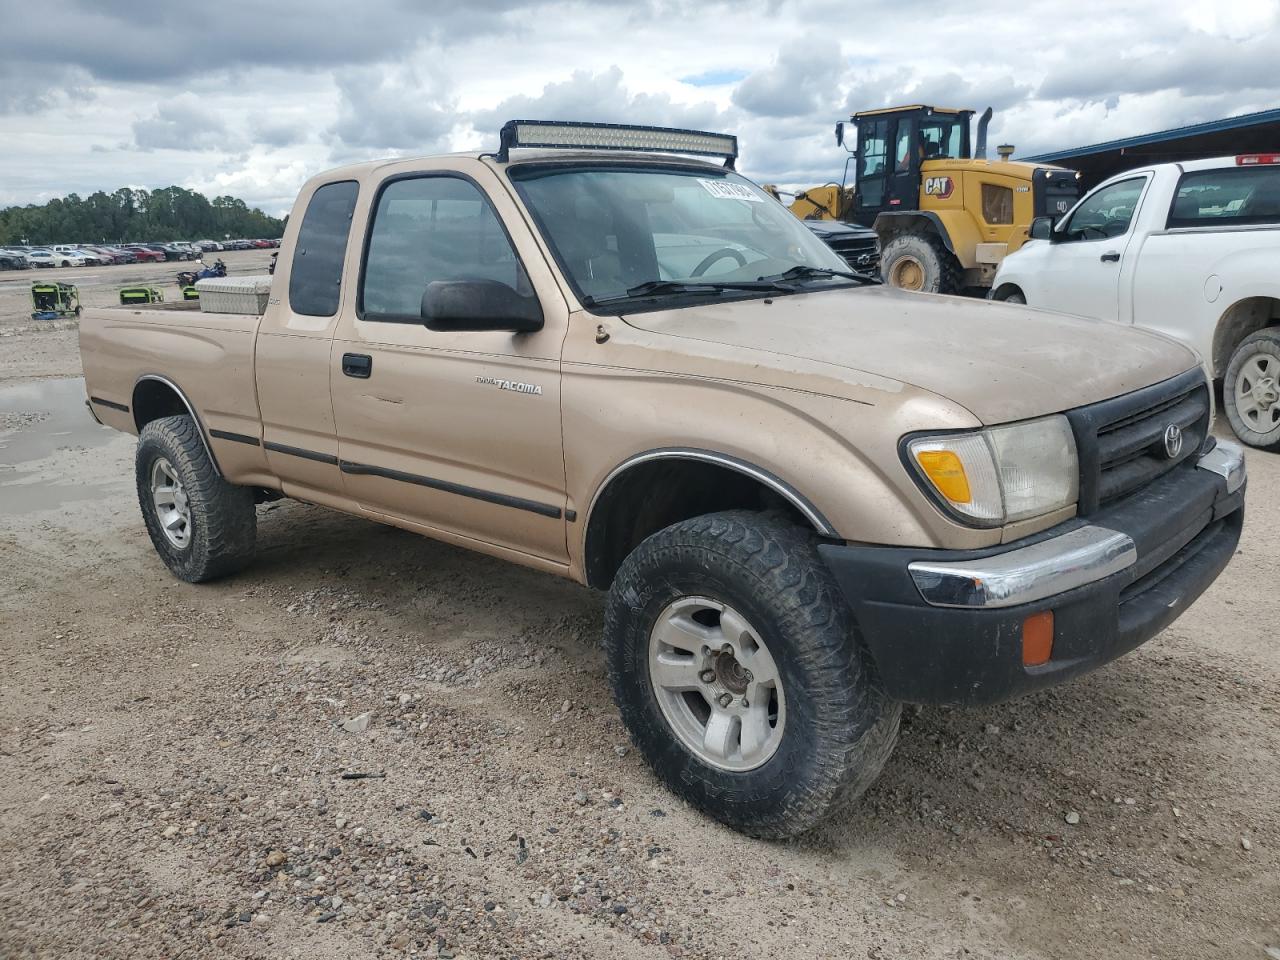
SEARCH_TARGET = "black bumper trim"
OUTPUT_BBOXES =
[90,396,129,413]
[820,464,1244,706]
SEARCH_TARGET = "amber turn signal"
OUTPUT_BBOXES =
[1022,611,1054,666]
[914,449,972,503]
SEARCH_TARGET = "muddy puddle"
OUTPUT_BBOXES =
[0,377,123,513]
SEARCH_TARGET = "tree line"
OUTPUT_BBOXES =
[0,186,285,245]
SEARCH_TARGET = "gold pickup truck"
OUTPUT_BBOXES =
[79,121,1246,839]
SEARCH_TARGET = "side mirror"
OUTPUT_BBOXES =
[834,121,844,148]
[421,279,543,333]
[1029,216,1054,242]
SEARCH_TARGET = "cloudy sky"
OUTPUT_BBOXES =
[1,0,1277,215]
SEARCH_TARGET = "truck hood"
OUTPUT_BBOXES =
[621,286,1199,424]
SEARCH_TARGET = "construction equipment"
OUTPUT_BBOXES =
[784,105,1081,293]
[30,281,81,320]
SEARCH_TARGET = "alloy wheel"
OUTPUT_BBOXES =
[647,596,786,772]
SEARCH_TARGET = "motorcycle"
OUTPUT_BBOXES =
[176,258,227,287]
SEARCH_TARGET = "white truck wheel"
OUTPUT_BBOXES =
[1223,329,1280,452]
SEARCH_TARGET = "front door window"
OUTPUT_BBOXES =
[1061,178,1146,241]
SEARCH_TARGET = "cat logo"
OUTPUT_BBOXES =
[923,176,954,200]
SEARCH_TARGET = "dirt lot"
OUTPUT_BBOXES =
[1,259,1277,959]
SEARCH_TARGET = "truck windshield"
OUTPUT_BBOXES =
[509,165,854,307]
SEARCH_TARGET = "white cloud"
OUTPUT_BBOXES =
[732,34,845,118]
[132,94,242,152]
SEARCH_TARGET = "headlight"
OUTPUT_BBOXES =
[905,415,1078,526]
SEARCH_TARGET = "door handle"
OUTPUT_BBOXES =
[342,353,372,378]
[1100,251,1120,262]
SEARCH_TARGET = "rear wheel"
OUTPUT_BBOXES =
[135,415,257,582]
[880,233,962,294]
[1223,329,1280,451]
[604,510,900,839]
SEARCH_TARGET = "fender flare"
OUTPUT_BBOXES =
[1211,294,1280,378]
[133,373,223,476]
[873,211,957,256]
[584,447,839,540]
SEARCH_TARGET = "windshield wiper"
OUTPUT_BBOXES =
[756,265,881,285]
[583,278,791,307]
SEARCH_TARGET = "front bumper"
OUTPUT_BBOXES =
[819,442,1245,706]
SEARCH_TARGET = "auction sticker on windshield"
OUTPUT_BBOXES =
[698,179,764,202]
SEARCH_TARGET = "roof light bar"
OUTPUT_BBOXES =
[1237,154,1280,165]
[496,120,738,167]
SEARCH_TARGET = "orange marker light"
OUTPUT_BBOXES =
[915,449,972,503]
[1022,611,1054,667]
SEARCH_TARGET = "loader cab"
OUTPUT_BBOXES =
[845,105,973,228]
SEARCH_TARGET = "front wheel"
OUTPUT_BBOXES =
[604,510,900,839]
[1223,328,1280,451]
[136,415,257,582]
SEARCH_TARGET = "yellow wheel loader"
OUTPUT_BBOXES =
[785,106,1080,294]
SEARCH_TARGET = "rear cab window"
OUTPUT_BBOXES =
[1167,165,1280,229]
[289,180,359,317]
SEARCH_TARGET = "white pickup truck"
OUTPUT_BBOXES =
[991,154,1280,450]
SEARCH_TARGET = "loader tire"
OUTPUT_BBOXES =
[135,415,256,583]
[880,233,962,294]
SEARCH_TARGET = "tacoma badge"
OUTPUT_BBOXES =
[476,375,543,396]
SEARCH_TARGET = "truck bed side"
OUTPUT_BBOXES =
[79,305,271,483]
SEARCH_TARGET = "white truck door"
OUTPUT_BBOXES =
[1036,175,1151,322]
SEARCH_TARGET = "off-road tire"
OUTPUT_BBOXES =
[1223,328,1280,451]
[135,415,256,582]
[880,233,962,294]
[604,510,901,839]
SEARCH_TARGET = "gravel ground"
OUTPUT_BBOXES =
[0,270,1277,959]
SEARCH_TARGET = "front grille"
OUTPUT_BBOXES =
[825,236,881,272]
[1068,369,1210,514]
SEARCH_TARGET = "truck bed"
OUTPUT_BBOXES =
[79,304,265,453]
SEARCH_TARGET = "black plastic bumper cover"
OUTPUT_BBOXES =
[819,464,1244,706]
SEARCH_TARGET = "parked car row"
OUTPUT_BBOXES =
[0,238,281,270]
[195,238,281,252]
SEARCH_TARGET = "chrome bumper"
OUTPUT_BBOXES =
[908,441,1246,610]
[1196,439,1247,495]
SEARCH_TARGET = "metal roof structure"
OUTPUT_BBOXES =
[1021,107,1280,187]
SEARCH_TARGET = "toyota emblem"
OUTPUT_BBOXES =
[1163,423,1183,459]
